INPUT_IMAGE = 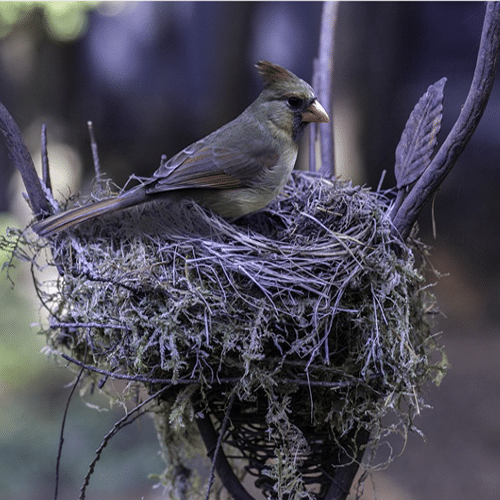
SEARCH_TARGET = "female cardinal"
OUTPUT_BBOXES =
[32,61,329,237]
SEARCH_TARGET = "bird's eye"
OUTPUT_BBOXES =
[287,96,303,109]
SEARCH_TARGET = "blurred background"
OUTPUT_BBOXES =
[1,2,499,499]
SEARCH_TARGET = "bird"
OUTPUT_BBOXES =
[32,61,329,237]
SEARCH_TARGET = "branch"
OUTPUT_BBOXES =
[310,0,339,175]
[324,428,370,500]
[0,101,50,217]
[318,1,338,176]
[193,395,255,500]
[392,2,500,239]
[204,392,236,500]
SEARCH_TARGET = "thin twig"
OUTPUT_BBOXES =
[88,121,100,177]
[324,427,371,500]
[51,321,131,331]
[59,353,366,389]
[392,2,500,239]
[41,124,52,192]
[194,394,255,500]
[205,391,236,500]
[79,384,170,500]
[87,121,104,194]
[54,346,87,500]
[309,60,318,173]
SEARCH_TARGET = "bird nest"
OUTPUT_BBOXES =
[11,171,446,499]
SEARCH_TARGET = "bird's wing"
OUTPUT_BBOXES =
[148,139,279,193]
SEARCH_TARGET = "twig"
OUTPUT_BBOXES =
[392,2,500,239]
[79,384,170,500]
[309,61,318,173]
[60,352,200,385]
[60,353,365,389]
[205,391,236,500]
[41,124,52,193]
[194,393,255,500]
[87,121,105,195]
[324,427,371,500]
[54,356,87,500]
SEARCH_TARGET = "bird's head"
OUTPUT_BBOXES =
[254,60,329,143]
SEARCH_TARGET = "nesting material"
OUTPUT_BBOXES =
[18,171,445,498]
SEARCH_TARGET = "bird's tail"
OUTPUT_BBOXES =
[32,187,149,238]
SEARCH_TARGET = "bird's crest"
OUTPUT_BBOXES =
[256,61,297,87]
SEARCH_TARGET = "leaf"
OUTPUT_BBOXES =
[394,77,447,189]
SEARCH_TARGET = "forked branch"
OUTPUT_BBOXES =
[392,2,500,239]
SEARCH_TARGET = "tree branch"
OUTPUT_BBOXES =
[0,102,49,217]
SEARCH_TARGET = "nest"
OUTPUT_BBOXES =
[14,171,446,499]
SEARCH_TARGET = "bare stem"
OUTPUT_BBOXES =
[318,0,338,176]
[41,124,52,193]
[311,1,339,176]
[0,102,49,216]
